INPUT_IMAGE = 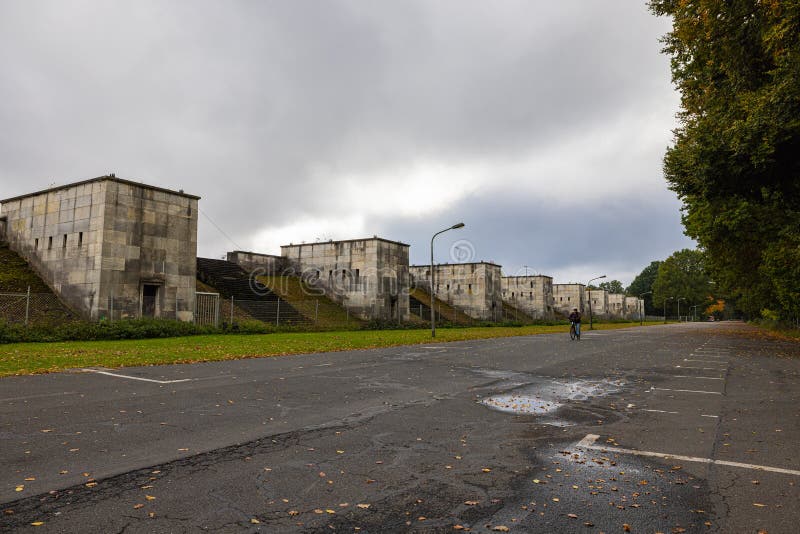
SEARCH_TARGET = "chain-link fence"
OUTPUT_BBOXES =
[0,289,76,325]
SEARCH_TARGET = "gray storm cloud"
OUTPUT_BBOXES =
[0,1,690,284]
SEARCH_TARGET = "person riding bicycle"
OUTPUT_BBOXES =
[568,308,582,338]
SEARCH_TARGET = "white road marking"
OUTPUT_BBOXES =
[684,359,727,364]
[674,375,724,380]
[0,391,77,402]
[644,409,679,414]
[576,434,800,476]
[649,387,722,395]
[83,369,193,384]
[701,414,719,418]
[676,366,722,370]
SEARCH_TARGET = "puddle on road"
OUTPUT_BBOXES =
[478,377,624,420]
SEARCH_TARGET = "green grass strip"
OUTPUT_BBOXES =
[0,322,662,377]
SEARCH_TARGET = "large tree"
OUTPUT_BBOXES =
[599,280,624,294]
[627,261,662,314]
[649,0,800,320]
[652,249,714,318]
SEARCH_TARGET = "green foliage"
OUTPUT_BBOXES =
[652,249,714,315]
[598,280,624,294]
[627,261,662,314]
[0,318,219,344]
[649,0,800,321]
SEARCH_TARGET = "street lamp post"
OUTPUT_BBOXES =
[690,304,700,322]
[638,291,652,326]
[677,297,686,322]
[430,222,465,338]
[587,275,607,330]
[663,297,674,323]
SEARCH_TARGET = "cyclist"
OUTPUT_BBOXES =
[568,308,582,340]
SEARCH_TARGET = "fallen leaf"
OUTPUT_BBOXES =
[492,527,510,532]
[325,509,336,514]
[250,518,260,524]
[357,503,370,509]
[567,513,578,518]
[145,495,156,501]
[24,477,35,481]
[30,522,44,527]
[623,524,631,532]
[133,504,144,510]
[177,448,189,452]
[753,503,767,507]
[288,510,299,516]
[14,486,23,492]
[482,468,492,473]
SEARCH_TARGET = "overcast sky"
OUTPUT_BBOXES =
[0,0,694,286]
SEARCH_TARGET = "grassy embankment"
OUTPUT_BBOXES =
[0,322,664,377]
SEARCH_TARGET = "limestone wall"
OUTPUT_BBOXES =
[501,275,554,319]
[608,293,626,318]
[410,262,503,321]
[227,251,288,274]
[625,297,645,320]
[586,289,609,318]
[281,238,410,321]
[553,283,585,315]
[0,177,198,321]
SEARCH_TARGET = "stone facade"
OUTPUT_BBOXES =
[501,275,554,319]
[0,176,198,321]
[227,250,289,274]
[608,293,626,318]
[410,262,503,321]
[586,289,609,318]
[280,238,410,322]
[625,296,645,320]
[553,283,585,315]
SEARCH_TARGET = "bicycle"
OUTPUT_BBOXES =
[569,321,580,340]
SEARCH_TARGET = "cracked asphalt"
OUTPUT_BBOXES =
[1,321,799,533]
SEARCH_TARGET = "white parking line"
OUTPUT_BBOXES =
[674,375,724,380]
[83,369,193,384]
[676,366,723,370]
[684,359,728,364]
[701,414,719,418]
[649,387,722,395]
[576,434,800,476]
[644,409,679,414]
[0,391,78,402]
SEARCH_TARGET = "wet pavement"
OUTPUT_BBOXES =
[1,322,799,533]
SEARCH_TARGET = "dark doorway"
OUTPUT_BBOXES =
[142,284,159,317]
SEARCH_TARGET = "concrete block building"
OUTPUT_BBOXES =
[608,293,626,318]
[0,175,198,321]
[625,296,645,320]
[227,250,288,274]
[586,289,609,318]
[501,275,555,319]
[410,262,502,321]
[280,237,410,322]
[553,283,585,315]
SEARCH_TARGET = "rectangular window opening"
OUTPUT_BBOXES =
[78,232,83,248]
[48,236,53,250]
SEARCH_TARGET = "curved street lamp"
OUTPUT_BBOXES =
[663,296,674,323]
[638,291,652,326]
[430,222,465,337]
[587,275,607,330]
[677,297,686,322]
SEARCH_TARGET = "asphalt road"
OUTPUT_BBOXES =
[1,321,799,533]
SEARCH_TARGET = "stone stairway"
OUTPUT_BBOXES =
[196,258,307,324]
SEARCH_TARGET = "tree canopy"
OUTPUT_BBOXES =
[652,249,714,317]
[649,0,800,321]
[599,280,624,294]
[627,261,662,314]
